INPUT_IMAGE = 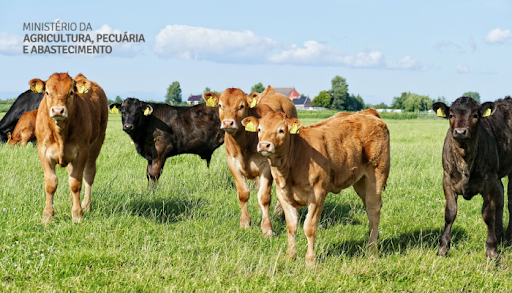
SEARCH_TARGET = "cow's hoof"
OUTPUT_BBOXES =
[81,201,91,212]
[305,256,317,268]
[437,246,449,257]
[72,208,83,223]
[240,216,251,229]
[486,248,497,258]
[42,208,54,224]
[262,229,273,238]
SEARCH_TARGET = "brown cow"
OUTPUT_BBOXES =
[204,86,297,236]
[241,110,390,266]
[8,110,38,146]
[31,73,108,223]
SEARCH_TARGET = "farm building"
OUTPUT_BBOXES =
[293,96,313,109]
[273,87,301,100]
[187,95,202,105]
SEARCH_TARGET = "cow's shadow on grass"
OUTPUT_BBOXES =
[319,227,469,259]
[97,189,207,224]
[271,200,365,236]
[125,196,204,223]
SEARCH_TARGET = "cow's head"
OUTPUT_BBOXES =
[29,73,90,122]
[241,112,301,158]
[118,98,153,134]
[203,88,262,135]
[433,97,495,141]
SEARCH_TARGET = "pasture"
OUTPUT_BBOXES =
[1,114,511,291]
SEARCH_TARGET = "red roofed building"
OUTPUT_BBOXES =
[273,87,301,100]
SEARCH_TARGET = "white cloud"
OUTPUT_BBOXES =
[485,28,512,44]
[456,64,470,73]
[0,32,24,55]
[269,40,426,70]
[154,25,281,63]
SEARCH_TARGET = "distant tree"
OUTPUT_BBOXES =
[165,81,182,104]
[391,92,408,109]
[204,87,211,93]
[251,82,265,93]
[462,91,480,103]
[404,94,432,112]
[115,95,123,104]
[312,90,332,108]
[374,102,389,109]
[330,75,349,110]
[346,94,365,111]
[433,96,449,105]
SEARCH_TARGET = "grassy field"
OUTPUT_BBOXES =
[1,114,511,291]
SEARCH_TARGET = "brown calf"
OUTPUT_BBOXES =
[31,73,108,223]
[204,86,297,236]
[8,110,38,146]
[242,110,390,266]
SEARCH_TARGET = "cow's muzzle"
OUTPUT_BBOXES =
[50,107,68,120]
[123,124,134,133]
[221,119,238,134]
[453,128,470,140]
[257,141,275,156]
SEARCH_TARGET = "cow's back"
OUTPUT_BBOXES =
[485,97,512,177]
[297,111,390,190]
[0,90,43,142]
[259,87,298,119]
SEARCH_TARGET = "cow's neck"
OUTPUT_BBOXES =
[226,129,257,156]
[268,135,302,177]
[448,129,480,189]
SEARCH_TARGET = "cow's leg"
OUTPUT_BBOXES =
[257,168,273,237]
[82,142,103,212]
[438,176,458,256]
[482,181,500,258]
[353,174,382,255]
[304,187,326,267]
[276,187,298,260]
[227,159,251,228]
[39,148,57,223]
[494,178,505,241]
[68,153,88,223]
[507,175,512,242]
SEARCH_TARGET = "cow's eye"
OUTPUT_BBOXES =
[45,91,49,95]
[449,114,453,119]
[279,129,285,133]
[239,104,244,110]
[473,114,478,119]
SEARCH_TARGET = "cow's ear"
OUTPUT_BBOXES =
[109,103,121,114]
[241,116,259,132]
[74,78,91,94]
[480,102,496,118]
[203,92,219,107]
[29,79,45,93]
[286,118,302,134]
[246,92,262,108]
[432,102,449,119]
[143,104,153,116]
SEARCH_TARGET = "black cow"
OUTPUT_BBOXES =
[433,96,512,258]
[110,98,225,184]
[0,90,43,142]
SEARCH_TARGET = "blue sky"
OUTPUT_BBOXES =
[1,0,511,105]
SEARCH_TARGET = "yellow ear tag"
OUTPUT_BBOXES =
[289,122,299,134]
[245,120,257,132]
[144,107,151,116]
[7,132,11,140]
[483,108,492,117]
[436,108,446,118]
[110,106,119,114]
[250,97,257,108]
[77,83,88,94]
[35,82,43,93]
[206,97,215,107]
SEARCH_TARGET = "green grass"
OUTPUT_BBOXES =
[1,115,511,291]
